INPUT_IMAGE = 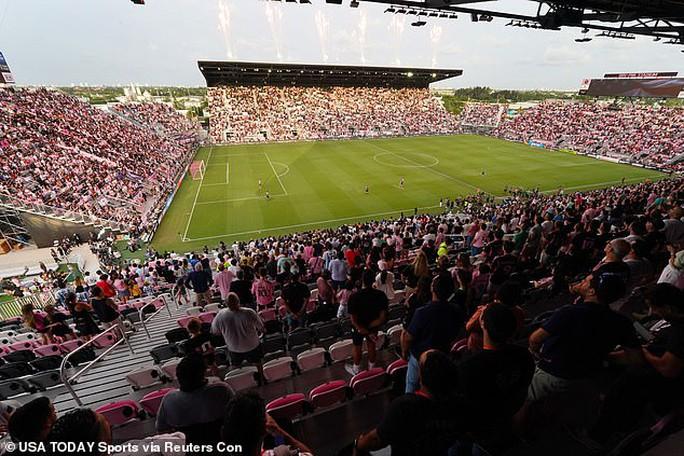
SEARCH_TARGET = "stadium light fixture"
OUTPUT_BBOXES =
[411,20,427,27]
[449,14,458,19]
[428,12,438,17]
[350,0,359,8]
[407,10,418,15]
[653,36,661,42]
[407,72,414,77]
[396,8,407,14]
[384,6,395,13]
[418,11,428,16]
[574,37,592,42]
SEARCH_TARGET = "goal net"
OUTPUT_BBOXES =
[189,160,206,180]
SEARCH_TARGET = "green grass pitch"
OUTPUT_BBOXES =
[150,135,665,253]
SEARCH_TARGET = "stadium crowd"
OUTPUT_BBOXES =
[0,88,201,233]
[208,86,459,143]
[6,174,683,455]
[111,102,202,142]
[491,101,684,171]
[457,103,506,127]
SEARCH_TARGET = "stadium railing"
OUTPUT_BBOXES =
[59,323,134,407]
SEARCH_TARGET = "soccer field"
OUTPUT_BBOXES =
[151,135,665,252]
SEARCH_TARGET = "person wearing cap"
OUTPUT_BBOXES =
[528,272,639,404]
[657,248,684,290]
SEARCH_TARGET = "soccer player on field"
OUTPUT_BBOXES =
[265,190,271,201]
[400,177,405,189]
[258,179,262,192]
[364,185,369,194]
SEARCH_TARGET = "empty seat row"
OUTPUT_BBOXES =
[265,360,409,421]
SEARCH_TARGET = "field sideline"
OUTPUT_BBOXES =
[150,135,664,253]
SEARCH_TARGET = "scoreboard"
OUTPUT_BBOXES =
[579,72,684,98]
[0,52,14,85]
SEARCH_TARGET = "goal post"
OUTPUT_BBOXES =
[189,160,206,180]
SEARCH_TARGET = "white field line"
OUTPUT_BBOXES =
[195,193,286,205]
[183,147,212,241]
[264,152,288,195]
[363,140,480,192]
[226,162,230,184]
[184,205,441,242]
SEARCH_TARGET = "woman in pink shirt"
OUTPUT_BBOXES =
[471,223,488,257]
[252,268,275,308]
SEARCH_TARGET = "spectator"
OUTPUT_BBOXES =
[47,408,111,456]
[156,353,233,444]
[213,263,234,301]
[280,272,311,330]
[210,292,265,379]
[8,397,56,443]
[185,263,212,307]
[354,350,463,455]
[346,270,389,376]
[402,273,463,393]
[221,393,313,456]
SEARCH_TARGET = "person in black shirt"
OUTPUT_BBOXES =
[528,273,638,403]
[589,283,684,445]
[230,270,255,310]
[345,269,389,376]
[180,317,217,376]
[354,350,465,456]
[281,272,311,330]
[459,303,535,452]
[402,273,463,393]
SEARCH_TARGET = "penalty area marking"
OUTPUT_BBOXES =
[182,147,212,242]
[183,205,441,242]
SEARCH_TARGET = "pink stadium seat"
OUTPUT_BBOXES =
[266,393,308,421]
[198,312,216,324]
[258,309,276,322]
[309,380,348,409]
[176,316,193,328]
[140,388,176,416]
[296,347,327,372]
[278,305,288,319]
[92,332,118,349]
[328,339,354,363]
[349,368,386,396]
[451,338,468,354]
[96,400,143,426]
[59,339,84,353]
[263,356,294,382]
[224,366,259,391]
[8,340,37,352]
[0,345,9,356]
[117,303,132,312]
[34,344,62,357]
[13,333,38,343]
[386,358,408,376]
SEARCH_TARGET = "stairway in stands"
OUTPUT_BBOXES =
[52,295,188,414]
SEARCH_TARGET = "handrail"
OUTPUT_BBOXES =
[138,294,173,339]
[59,323,134,407]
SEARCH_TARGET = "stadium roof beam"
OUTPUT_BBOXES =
[298,0,684,42]
[197,61,462,88]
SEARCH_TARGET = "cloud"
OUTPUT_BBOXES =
[542,44,591,66]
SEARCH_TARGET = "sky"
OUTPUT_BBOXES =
[0,0,680,90]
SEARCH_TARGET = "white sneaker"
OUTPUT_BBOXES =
[344,363,360,376]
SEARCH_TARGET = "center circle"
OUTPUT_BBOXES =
[372,151,439,168]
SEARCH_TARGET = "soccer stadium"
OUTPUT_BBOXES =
[0,1,683,455]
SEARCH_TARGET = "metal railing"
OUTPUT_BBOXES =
[0,292,56,320]
[137,294,173,339]
[59,323,134,407]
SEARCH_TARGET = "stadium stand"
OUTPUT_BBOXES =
[208,86,459,143]
[0,88,202,235]
[459,100,684,171]
[2,175,683,455]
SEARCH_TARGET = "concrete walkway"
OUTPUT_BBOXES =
[0,244,101,279]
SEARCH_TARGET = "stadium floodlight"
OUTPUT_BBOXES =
[350,0,360,8]
[407,10,418,15]
[411,20,427,26]
[470,13,478,22]
[653,36,662,41]
[384,6,395,13]
[574,37,592,42]
[299,0,312,3]
[325,0,343,4]
[449,14,458,19]
[428,12,438,17]
[130,0,145,4]
[439,13,448,18]
[396,8,407,14]
[418,11,428,16]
